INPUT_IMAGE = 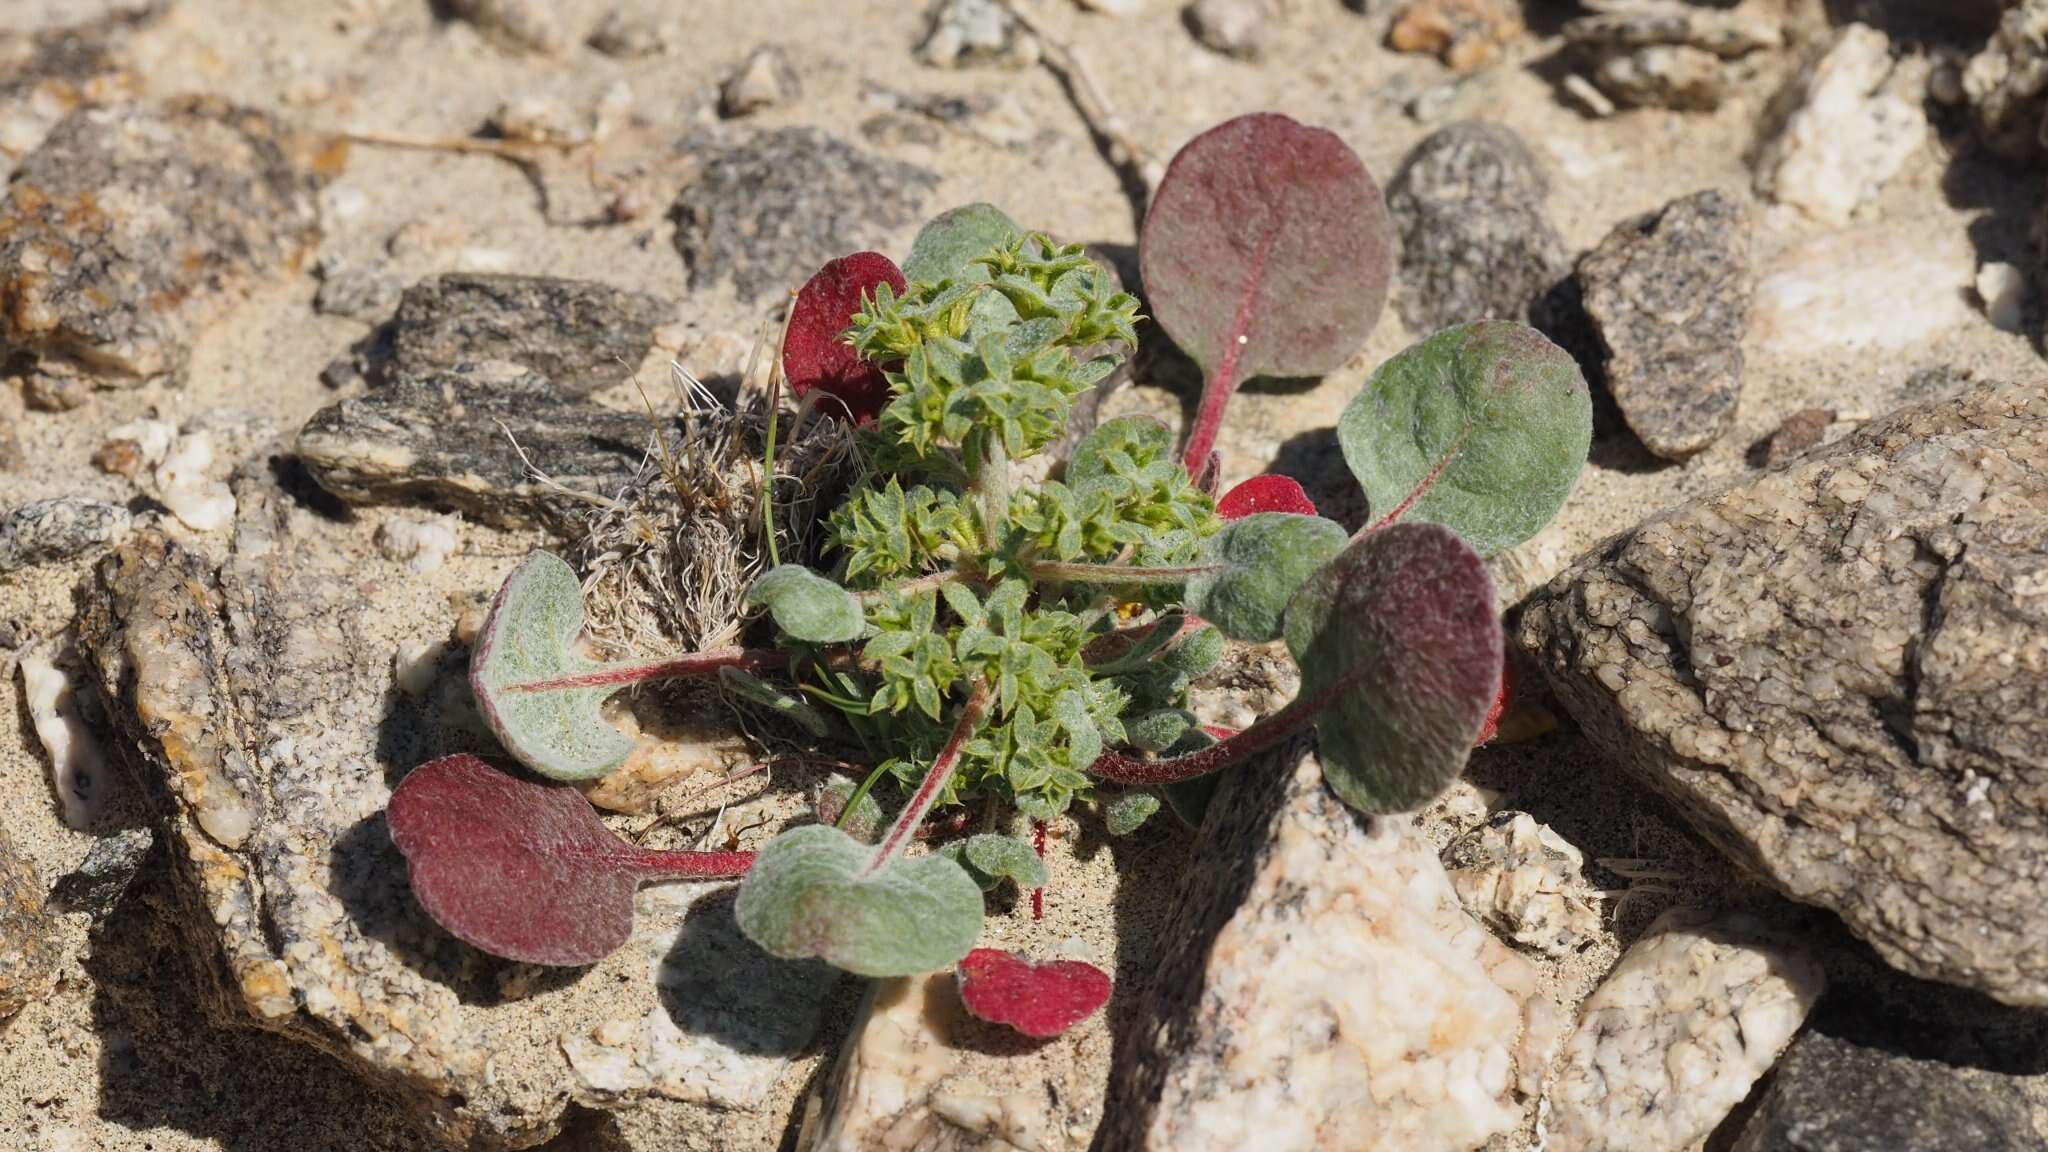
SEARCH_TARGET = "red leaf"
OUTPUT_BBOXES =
[783,252,908,424]
[387,754,752,966]
[1476,658,1516,746]
[956,948,1112,1039]
[1141,113,1393,471]
[1216,474,1317,519]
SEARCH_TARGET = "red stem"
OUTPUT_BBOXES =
[629,848,756,880]
[1030,820,1046,921]
[1029,560,1220,585]
[865,682,991,874]
[503,647,787,693]
[1180,221,1281,473]
[1087,677,1349,785]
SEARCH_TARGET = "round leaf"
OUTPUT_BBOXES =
[734,824,984,977]
[1104,791,1161,836]
[945,833,1049,890]
[785,252,909,424]
[1281,523,1501,815]
[904,203,1024,284]
[1338,321,1591,557]
[1185,512,1349,643]
[956,948,1112,1039]
[1065,414,1175,492]
[1216,473,1318,519]
[470,551,636,781]
[749,564,866,643]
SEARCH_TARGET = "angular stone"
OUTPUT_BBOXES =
[673,129,935,304]
[386,273,674,396]
[75,467,831,1147]
[1564,0,1782,60]
[0,496,131,572]
[1386,121,1567,334]
[1519,378,2048,1004]
[0,97,328,387]
[719,45,802,119]
[1577,189,1750,460]
[47,826,155,917]
[1442,810,1601,957]
[1097,741,1564,1152]
[1593,43,1732,112]
[296,361,657,529]
[1547,911,1824,1152]
[1757,24,1927,226]
[1751,222,1976,354]
[0,824,59,1023]
[916,0,1039,69]
[1733,1031,2037,1152]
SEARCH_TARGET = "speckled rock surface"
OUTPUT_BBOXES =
[385,274,675,397]
[0,97,327,392]
[1546,911,1824,1152]
[0,497,131,572]
[74,465,833,1148]
[671,127,936,303]
[1576,189,1750,460]
[1756,23,1926,226]
[0,6,151,185]
[1733,1030,2037,1152]
[1097,741,1564,1152]
[0,824,59,1022]
[1385,121,1567,334]
[1442,810,1601,957]
[1564,0,1782,112]
[1520,378,2048,1004]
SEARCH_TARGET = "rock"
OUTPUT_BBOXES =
[1751,222,1976,353]
[1576,189,1751,460]
[1732,1031,2037,1152]
[587,7,672,58]
[1385,121,1567,334]
[1077,0,1144,13]
[441,0,567,54]
[1186,0,1276,60]
[1756,24,1927,226]
[0,97,328,389]
[1442,811,1601,957]
[0,6,154,184]
[0,381,21,471]
[0,497,131,571]
[375,513,462,574]
[1593,43,1730,111]
[155,429,236,533]
[19,638,113,829]
[1565,0,1782,112]
[75,469,836,1147]
[297,361,657,529]
[0,825,58,1024]
[1547,911,1825,1152]
[1963,0,2048,159]
[1976,261,2026,333]
[1519,378,2048,1004]
[486,96,579,145]
[916,0,1039,69]
[48,827,155,917]
[1386,0,1521,74]
[314,259,403,321]
[671,128,936,304]
[386,273,673,396]
[1097,741,1564,1151]
[1751,406,1835,468]
[719,45,801,118]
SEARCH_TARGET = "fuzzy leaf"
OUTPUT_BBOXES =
[1282,523,1501,815]
[1338,321,1591,557]
[940,833,1049,891]
[470,551,637,781]
[1159,625,1223,677]
[815,777,885,842]
[1104,791,1160,836]
[1124,708,1195,752]
[956,948,1112,1038]
[734,824,984,977]
[1065,414,1175,492]
[1185,513,1349,643]
[387,754,752,966]
[785,252,909,424]
[904,203,1024,284]
[750,565,866,643]
[1216,474,1317,519]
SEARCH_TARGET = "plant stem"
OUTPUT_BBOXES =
[1027,559,1219,585]
[865,681,991,874]
[1086,678,1343,784]
[503,647,788,693]
[629,847,756,880]
[761,371,783,568]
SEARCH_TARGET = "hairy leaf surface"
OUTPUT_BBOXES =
[734,824,984,977]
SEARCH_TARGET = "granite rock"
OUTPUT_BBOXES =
[1757,24,1926,226]
[1385,121,1567,334]
[1519,378,2048,1004]
[1576,189,1750,460]
[386,273,673,396]
[0,824,59,1023]
[1565,0,1782,112]
[0,97,327,389]
[0,497,132,572]
[671,128,936,303]
[1547,911,1824,1152]
[1442,810,1601,957]
[1733,1031,2037,1152]
[0,6,153,184]
[1097,741,1565,1151]
[1963,0,2048,160]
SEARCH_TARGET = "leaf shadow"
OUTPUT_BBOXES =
[1268,427,1371,532]
[658,887,844,1057]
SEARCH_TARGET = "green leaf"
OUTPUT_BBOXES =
[815,778,885,843]
[1185,513,1349,643]
[1104,791,1160,836]
[1338,321,1591,557]
[1160,624,1223,677]
[904,203,1025,339]
[734,824,984,977]
[939,833,1049,891]
[469,551,637,781]
[1066,415,1175,492]
[1124,708,1195,752]
[750,565,866,643]
[1282,523,1500,815]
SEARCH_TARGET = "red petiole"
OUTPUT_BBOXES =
[865,682,991,874]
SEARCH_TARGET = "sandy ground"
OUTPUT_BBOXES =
[3,0,2045,1149]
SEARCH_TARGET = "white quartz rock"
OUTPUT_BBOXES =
[156,429,237,532]
[18,638,112,828]
[1757,23,1927,225]
[1752,222,1975,353]
[1443,811,1602,957]
[375,512,461,573]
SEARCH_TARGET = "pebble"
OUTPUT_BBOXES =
[1975,261,2026,333]
[1185,0,1274,60]
[1962,0,2048,159]
[1734,1030,2038,1152]
[1386,0,1520,74]
[48,827,155,917]
[488,96,579,144]
[19,638,111,828]
[587,7,672,57]
[156,430,236,533]
[917,0,1039,69]
[1562,73,1616,117]
[0,381,21,471]
[0,496,133,572]
[1752,407,1835,468]
[1441,811,1601,956]
[1566,0,1782,112]
[387,272,674,396]
[1593,43,1727,111]
[1075,0,1143,13]
[1751,222,1975,353]
[313,257,402,321]
[1756,23,1926,225]
[375,513,462,574]
[718,45,802,119]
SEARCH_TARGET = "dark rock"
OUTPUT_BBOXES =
[0,825,58,1023]
[1732,1032,2035,1152]
[0,497,133,572]
[1751,407,1834,468]
[47,826,155,917]
[588,7,671,58]
[296,361,656,529]
[1577,189,1750,460]
[1519,378,2048,1004]
[671,128,936,303]
[1385,121,1568,334]
[0,97,328,388]
[386,273,672,395]
[313,259,403,322]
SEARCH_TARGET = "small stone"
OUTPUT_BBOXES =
[0,497,132,572]
[0,825,59,1023]
[441,0,566,53]
[313,258,402,321]
[0,7,156,183]
[1757,24,1927,226]
[48,827,155,917]
[1975,261,2026,333]
[21,366,91,411]
[1387,0,1520,74]
[19,639,112,829]
[386,273,674,396]
[0,381,22,472]
[375,513,461,574]
[1962,0,2048,159]
[1386,121,1567,334]
[1751,222,1976,354]
[1076,0,1144,13]
[719,45,801,119]
[671,128,935,304]
[1732,1031,2037,1152]
[1564,0,1782,60]
[1593,43,1730,111]
[1563,73,1617,117]
[587,7,672,57]
[917,0,1039,69]
[1751,407,1835,468]
[1185,0,1275,60]
[156,430,236,532]
[1576,189,1751,460]
[1442,811,1601,956]
[385,211,469,259]
[1547,911,1824,1152]
[487,96,579,144]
